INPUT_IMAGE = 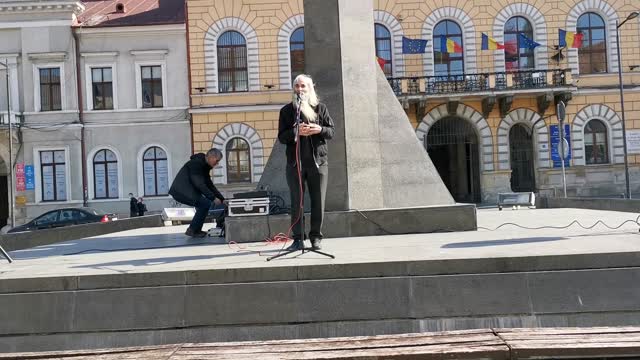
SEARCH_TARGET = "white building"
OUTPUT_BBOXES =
[0,0,191,227]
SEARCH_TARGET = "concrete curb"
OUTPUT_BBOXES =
[536,196,640,214]
[0,215,164,252]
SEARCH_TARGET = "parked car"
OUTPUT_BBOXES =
[7,208,117,233]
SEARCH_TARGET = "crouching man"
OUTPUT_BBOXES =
[169,148,225,238]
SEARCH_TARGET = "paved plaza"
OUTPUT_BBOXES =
[2,207,639,279]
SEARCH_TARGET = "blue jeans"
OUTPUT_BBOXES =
[189,196,212,232]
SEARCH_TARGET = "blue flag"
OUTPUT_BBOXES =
[518,33,541,49]
[402,36,428,54]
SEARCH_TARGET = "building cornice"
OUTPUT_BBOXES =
[0,1,84,16]
[130,50,169,57]
[74,24,185,36]
[80,51,119,58]
[190,104,286,114]
[27,52,67,62]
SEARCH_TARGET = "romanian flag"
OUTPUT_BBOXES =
[481,33,505,50]
[376,56,386,70]
[440,38,463,53]
[559,29,584,48]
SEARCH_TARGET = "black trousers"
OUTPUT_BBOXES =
[286,163,328,241]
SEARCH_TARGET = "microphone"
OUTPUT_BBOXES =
[296,93,308,103]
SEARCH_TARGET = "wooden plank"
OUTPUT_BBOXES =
[510,342,640,359]
[499,334,640,342]
[46,350,181,360]
[171,343,509,360]
[178,339,506,356]
[495,326,640,335]
[179,333,501,355]
[183,329,495,349]
[0,345,180,360]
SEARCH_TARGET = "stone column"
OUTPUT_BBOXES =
[304,0,384,211]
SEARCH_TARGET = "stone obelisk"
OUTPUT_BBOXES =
[259,0,454,211]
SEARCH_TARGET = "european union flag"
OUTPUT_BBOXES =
[518,33,541,49]
[402,36,428,54]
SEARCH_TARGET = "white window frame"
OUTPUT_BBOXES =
[33,146,72,204]
[134,60,167,109]
[33,62,66,112]
[136,143,172,198]
[85,62,118,111]
[222,135,254,185]
[86,145,124,201]
[583,118,613,166]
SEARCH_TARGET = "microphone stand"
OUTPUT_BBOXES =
[267,96,334,261]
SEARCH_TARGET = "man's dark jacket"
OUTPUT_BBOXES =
[169,153,225,206]
[278,102,335,166]
[129,197,138,213]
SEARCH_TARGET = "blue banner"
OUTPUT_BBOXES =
[402,36,428,54]
[25,165,35,190]
[550,124,571,168]
[518,33,541,49]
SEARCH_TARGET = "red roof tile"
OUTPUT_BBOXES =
[76,0,185,27]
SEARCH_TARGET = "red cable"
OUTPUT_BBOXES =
[241,106,304,253]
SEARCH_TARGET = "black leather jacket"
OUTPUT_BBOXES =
[277,102,335,166]
[169,153,225,206]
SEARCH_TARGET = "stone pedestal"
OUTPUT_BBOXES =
[252,0,477,238]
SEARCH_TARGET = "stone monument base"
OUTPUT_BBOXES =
[225,204,476,243]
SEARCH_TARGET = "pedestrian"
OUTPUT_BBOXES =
[129,193,138,218]
[169,148,226,238]
[278,74,335,250]
[137,197,148,216]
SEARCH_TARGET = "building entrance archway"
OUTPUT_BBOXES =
[509,123,536,192]
[0,156,8,228]
[425,116,481,203]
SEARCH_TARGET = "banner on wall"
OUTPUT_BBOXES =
[550,124,571,168]
[15,163,25,191]
[25,165,35,190]
[626,130,640,154]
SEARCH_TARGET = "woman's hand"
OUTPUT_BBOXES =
[300,123,322,136]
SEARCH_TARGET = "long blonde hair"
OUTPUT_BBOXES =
[293,74,319,122]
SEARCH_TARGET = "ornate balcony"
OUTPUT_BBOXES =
[388,69,574,98]
[388,69,575,118]
[0,112,23,126]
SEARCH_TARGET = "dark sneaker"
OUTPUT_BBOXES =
[311,238,322,250]
[285,240,304,251]
[185,228,206,238]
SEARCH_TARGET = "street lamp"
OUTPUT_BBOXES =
[0,59,14,228]
[616,11,639,199]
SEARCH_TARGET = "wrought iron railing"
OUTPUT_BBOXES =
[388,69,570,96]
[0,113,23,125]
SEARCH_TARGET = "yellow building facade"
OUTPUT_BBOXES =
[186,0,640,202]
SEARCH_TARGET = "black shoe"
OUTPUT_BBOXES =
[285,240,304,251]
[185,228,206,238]
[311,238,322,250]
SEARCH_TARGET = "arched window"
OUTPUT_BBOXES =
[226,138,251,183]
[577,12,607,74]
[374,23,393,77]
[584,119,609,164]
[290,27,304,83]
[504,16,535,71]
[143,146,169,196]
[93,149,118,199]
[433,20,464,76]
[217,31,248,92]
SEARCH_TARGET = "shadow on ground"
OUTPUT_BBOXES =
[10,232,225,260]
[442,236,566,248]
